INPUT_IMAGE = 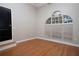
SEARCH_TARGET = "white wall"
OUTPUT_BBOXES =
[0,3,36,41]
[36,3,79,42]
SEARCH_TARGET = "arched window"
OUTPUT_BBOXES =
[46,11,73,24]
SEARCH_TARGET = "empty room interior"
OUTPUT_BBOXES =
[0,3,79,56]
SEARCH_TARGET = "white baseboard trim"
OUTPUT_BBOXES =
[36,37,79,47]
[0,43,16,51]
[0,40,13,45]
[16,37,35,43]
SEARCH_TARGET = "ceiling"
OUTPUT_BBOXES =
[30,3,48,8]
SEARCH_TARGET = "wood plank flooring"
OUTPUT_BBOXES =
[0,39,79,56]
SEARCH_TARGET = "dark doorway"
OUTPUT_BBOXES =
[0,6,12,42]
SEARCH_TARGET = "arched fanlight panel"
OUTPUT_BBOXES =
[46,11,73,24]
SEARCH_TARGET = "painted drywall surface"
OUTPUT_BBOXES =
[36,3,79,42]
[0,3,36,41]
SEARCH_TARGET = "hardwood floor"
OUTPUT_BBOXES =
[0,39,79,56]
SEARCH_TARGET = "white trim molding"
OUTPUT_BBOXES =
[0,43,16,51]
[35,37,79,47]
[16,38,35,43]
[0,39,13,45]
